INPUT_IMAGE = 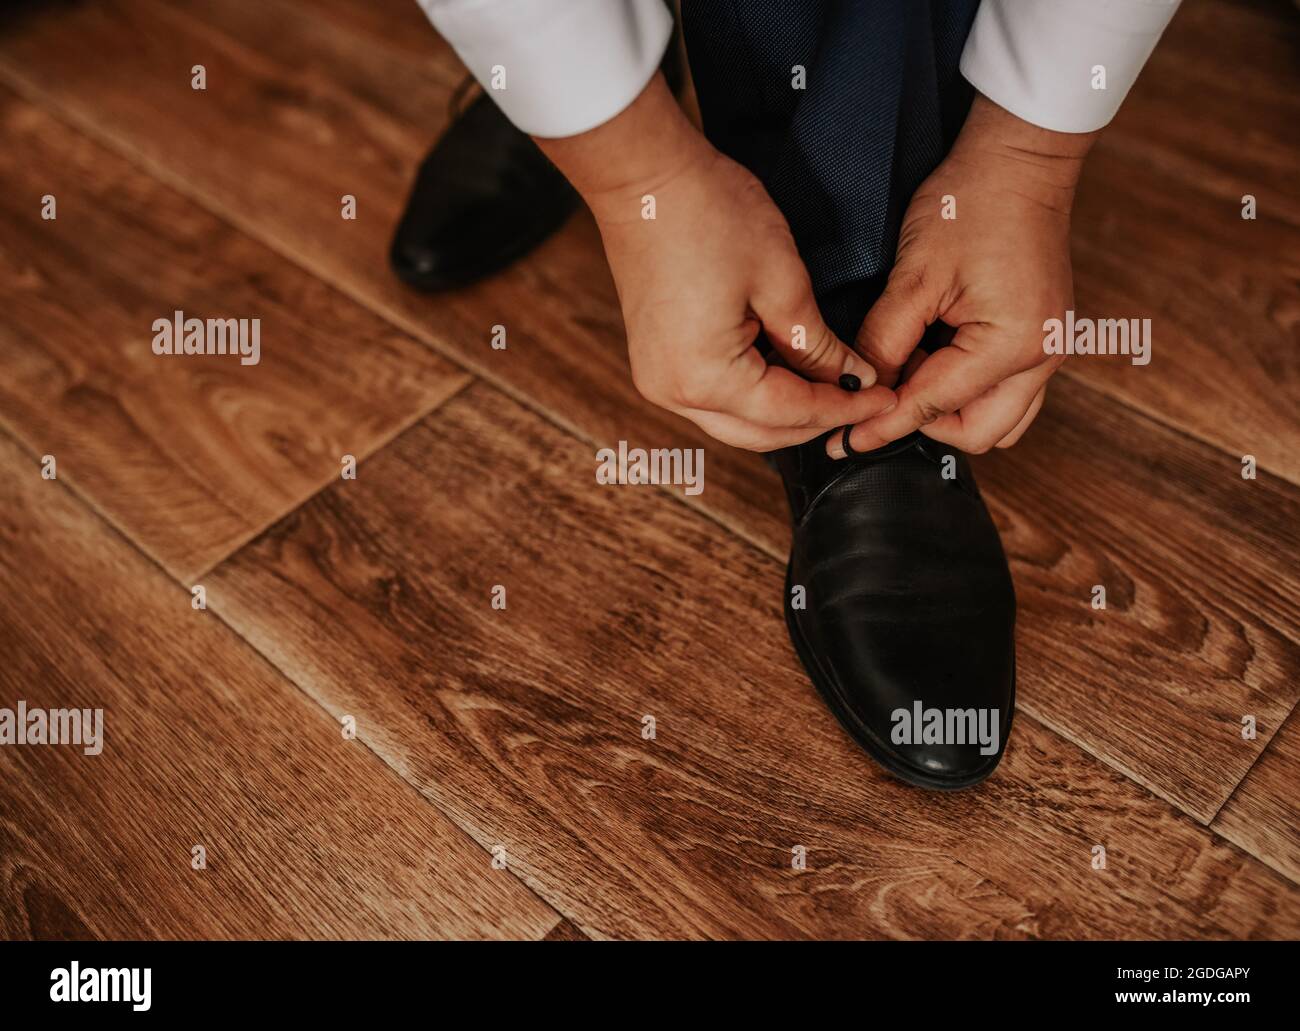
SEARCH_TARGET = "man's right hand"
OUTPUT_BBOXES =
[537,75,895,451]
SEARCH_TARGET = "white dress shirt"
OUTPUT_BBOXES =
[416,0,1181,138]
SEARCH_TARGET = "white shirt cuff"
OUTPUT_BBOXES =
[960,0,1181,134]
[416,0,674,138]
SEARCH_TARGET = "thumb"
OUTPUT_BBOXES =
[752,255,876,388]
[856,264,937,388]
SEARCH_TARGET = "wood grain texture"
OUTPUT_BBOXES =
[0,82,470,582]
[0,0,789,557]
[1065,0,1300,483]
[973,382,1300,822]
[1213,704,1300,886]
[0,433,561,940]
[1115,0,1299,218]
[205,383,1300,939]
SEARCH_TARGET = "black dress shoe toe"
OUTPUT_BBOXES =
[775,375,1016,789]
[390,92,578,292]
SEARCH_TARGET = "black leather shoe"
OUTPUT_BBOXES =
[389,88,580,292]
[773,330,1016,790]
[392,23,685,293]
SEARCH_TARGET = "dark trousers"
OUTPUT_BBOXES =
[682,0,980,343]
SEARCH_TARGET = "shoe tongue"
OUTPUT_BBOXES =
[772,432,925,524]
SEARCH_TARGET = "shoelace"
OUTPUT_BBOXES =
[834,321,957,458]
[838,373,864,457]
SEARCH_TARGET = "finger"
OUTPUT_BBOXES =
[922,361,1054,453]
[752,252,877,387]
[685,409,853,452]
[899,346,928,384]
[837,323,1013,454]
[995,385,1046,449]
[855,264,938,387]
[726,363,897,430]
[682,345,895,429]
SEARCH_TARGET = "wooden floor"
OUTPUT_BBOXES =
[0,0,1296,939]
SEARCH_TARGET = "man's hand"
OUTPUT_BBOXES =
[538,75,895,451]
[832,93,1098,458]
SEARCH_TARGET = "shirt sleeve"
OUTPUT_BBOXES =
[415,0,674,138]
[959,0,1181,134]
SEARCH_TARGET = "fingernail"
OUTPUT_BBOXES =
[838,373,861,392]
[828,436,847,460]
[879,401,897,414]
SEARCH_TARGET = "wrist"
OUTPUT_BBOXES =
[533,74,713,219]
[951,93,1096,202]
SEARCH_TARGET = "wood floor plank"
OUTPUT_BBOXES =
[205,383,1300,939]
[1213,704,1300,886]
[0,81,470,583]
[0,432,561,940]
[2,0,1293,817]
[1067,0,1300,484]
[1086,0,1299,229]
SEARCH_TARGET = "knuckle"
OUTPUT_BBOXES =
[701,420,774,452]
[630,363,678,408]
[792,406,822,431]
[760,232,802,273]
[1011,348,1049,376]
[630,351,727,411]
[912,397,947,426]
[889,264,927,297]
[630,370,666,406]
[670,375,723,411]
